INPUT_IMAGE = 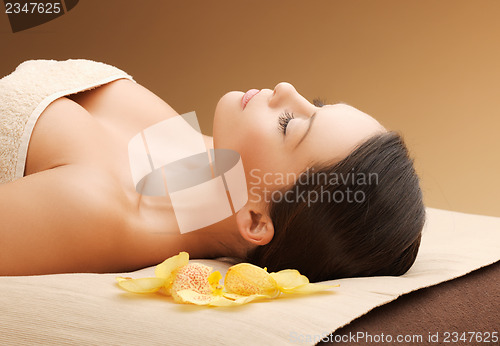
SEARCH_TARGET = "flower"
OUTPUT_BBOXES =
[224,263,279,298]
[116,252,223,304]
[116,252,339,307]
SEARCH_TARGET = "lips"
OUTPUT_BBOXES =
[241,89,260,109]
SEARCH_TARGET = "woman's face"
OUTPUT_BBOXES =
[213,82,386,195]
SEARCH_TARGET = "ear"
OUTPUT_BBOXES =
[235,203,274,246]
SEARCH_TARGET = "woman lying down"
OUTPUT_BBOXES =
[0,59,425,280]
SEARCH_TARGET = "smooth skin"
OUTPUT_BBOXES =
[0,80,384,275]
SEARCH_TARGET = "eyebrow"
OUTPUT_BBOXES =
[294,112,317,149]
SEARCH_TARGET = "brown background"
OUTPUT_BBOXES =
[1,0,499,217]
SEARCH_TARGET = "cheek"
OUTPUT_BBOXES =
[216,111,273,157]
[214,98,285,184]
[239,130,268,170]
[241,140,295,194]
[239,120,279,163]
[236,130,278,191]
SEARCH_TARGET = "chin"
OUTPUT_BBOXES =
[214,91,243,117]
[213,91,244,150]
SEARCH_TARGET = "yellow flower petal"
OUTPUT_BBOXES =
[208,270,222,285]
[116,277,166,293]
[209,297,245,306]
[284,283,340,294]
[175,289,256,306]
[270,269,339,294]
[270,269,309,291]
[208,270,223,295]
[222,292,269,304]
[171,263,213,303]
[224,263,279,298]
[155,251,189,278]
[175,289,220,305]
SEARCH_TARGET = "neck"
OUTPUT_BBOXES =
[185,134,250,259]
[133,134,251,261]
[183,214,251,260]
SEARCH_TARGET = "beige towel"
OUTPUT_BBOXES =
[0,207,499,345]
[0,59,135,184]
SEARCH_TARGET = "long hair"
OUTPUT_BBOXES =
[245,131,425,282]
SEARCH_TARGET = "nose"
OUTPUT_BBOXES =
[269,82,314,116]
[269,82,296,106]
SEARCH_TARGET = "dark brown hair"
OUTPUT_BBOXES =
[245,131,425,282]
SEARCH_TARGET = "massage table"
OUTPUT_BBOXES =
[0,208,499,345]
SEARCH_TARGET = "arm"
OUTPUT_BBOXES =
[0,165,129,276]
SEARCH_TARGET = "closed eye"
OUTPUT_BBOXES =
[278,111,294,134]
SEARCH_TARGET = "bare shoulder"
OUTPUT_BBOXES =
[67,78,180,127]
[0,164,133,275]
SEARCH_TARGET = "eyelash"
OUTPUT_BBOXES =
[277,98,325,135]
[278,111,294,134]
